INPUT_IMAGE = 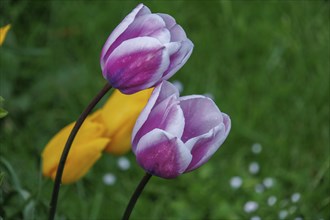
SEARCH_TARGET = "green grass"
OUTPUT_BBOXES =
[1,0,329,219]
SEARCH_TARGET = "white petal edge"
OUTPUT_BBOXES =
[179,94,224,142]
[101,4,150,65]
[165,42,181,56]
[179,94,223,121]
[162,39,194,80]
[185,114,231,172]
[151,95,185,139]
[170,24,187,42]
[149,28,171,44]
[132,81,179,146]
[135,128,192,174]
[157,13,176,29]
[185,123,224,151]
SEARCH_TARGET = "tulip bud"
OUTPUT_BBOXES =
[132,81,231,178]
[100,4,193,94]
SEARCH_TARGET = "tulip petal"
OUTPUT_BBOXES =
[135,129,192,178]
[153,80,180,105]
[136,5,151,17]
[162,39,194,80]
[42,120,109,184]
[165,42,181,56]
[222,113,231,137]
[169,24,187,42]
[104,119,135,155]
[103,36,170,94]
[185,114,231,172]
[101,4,150,67]
[157,13,176,29]
[132,81,179,148]
[42,120,106,163]
[0,24,11,46]
[92,89,152,154]
[179,95,223,142]
[51,138,110,184]
[149,27,171,44]
[105,14,168,60]
[132,95,185,150]
[99,89,152,135]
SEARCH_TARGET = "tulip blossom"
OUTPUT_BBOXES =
[42,88,152,184]
[100,4,193,94]
[132,81,231,178]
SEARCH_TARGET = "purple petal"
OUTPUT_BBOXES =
[222,113,231,137]
[103,14,167,62]
[184,115,231,172]
[132,81,180,146]
[153,81,180,107]
[103,37,170,94]
[179,95,223,142]
[162,39,194,80]
[169,24,187,42]
[101,4,150,68]
[135,129,192,178]
[157,13,176,29]
[149,28,171,44]
[136,4,151,17]
[132,94,184,151]
[165,42,181,56]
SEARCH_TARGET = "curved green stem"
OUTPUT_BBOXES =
[122,173,152,220]
[48,83,112,220]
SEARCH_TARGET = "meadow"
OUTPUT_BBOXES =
[0,0,329,219]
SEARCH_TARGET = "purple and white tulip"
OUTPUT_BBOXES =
[132,81,231,178]
[100,4,194,94]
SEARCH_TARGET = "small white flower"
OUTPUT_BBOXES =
[267,196,277,206]
[117,157,131,170]
[291,193,301,203]
[172,80,184,93]
[251,143,262,154]
[263,177,274,188]
[251,216,261,220]
[244,201,259,213]
[249,162,260,174]
[103,173,116,186]
[278,210,288,219]
[230,176,243,189]
[255,184,264,193]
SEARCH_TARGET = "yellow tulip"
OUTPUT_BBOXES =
[0,24,11,46]
[42,88,152,183]
[94,89,153,154]
[42,119,110,184]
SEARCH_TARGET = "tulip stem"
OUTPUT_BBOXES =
[48,83,112,220]
[122,172,152,220]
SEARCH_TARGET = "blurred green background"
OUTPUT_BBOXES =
[0,0,329,219]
